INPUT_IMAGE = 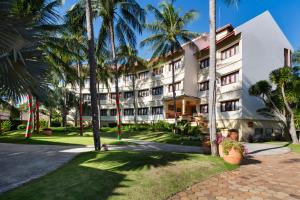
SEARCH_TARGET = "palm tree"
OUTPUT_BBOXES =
[85,0,101,150]
[208,0,240,156]
[117,46,147,124]
[93,0,145,140]
[141,0,198,132]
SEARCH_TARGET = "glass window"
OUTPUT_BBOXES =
[152,67,163,76]
[98,93,107,100]
[221,43,239,60]
[200,104,208,113]
[200,58,209,69]
[221,71,239,86]
[138,71,149,79]
[220,99,239,112]
[83,94,91,101]
[124,91,134,99]
[255,128,263,135]
[110,109,117,116]
[152,106,163,115]
[138,89,149,97]
[125,74,134,83]
[110,93,121,100]
[168,59,183,71]
[199,81,209,91]
[100,109,107,116]
[168,82,181,93]
[124,108,134,116]
[152,86,163,95]
[138,107,148,115]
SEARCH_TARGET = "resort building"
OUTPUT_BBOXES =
[70,11,293,141]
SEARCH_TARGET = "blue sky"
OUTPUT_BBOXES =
[58,0,300,58]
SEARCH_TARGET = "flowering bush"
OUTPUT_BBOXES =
[221,138,246,157]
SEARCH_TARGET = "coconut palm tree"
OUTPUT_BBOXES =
[93,0,145,140]
[208,0,240,156]
[85,0,101,150]
[117,46,147,124]
[141,0,198,132]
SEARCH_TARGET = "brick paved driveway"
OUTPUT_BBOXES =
[169,152,300,200]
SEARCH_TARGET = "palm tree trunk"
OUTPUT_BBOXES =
[132,74,137,124]
[109,21,122,140]
[77,60,83,136]
[49,108,52,127]
[85,0,101,150]
[208,0,218,156]
[281,85,299,144]
[35,99,39,134]
[97,82,101,128]
[171,49,177,133]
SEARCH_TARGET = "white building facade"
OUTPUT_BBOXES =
[71,11,293,141]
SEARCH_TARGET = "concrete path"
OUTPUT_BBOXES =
[0,143,82,193]
[169,152,300,200]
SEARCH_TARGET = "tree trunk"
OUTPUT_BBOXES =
[36,99,39,134]
[171,50,177,133]
[132,74,137,124]
[97,82,101,128]
[49,109,52,127]
[85,0,101,150]
[109,20,122,140]
[77,60,83,136]
[281,85,299,144]
[208,0,218,156]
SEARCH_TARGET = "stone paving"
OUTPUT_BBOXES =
[168,152,300,200]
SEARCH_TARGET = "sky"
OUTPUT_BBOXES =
[58,0,300,58]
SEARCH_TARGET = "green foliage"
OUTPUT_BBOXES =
[39,120,48,129]
[149,121,173,132]
[1,120,12,132]
[177,120,202,136]
[17,124,26,130]
[122,124,149,132]
[51,120,61,127]
[221,139,245,156]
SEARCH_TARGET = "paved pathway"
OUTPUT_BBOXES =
[169,152,300,200]
[0,143,81,193]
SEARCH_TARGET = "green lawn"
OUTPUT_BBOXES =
[0,127,202,147]
[266,141,300,153]
[0,151,236,200]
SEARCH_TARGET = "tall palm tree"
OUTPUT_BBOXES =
[208,0,240,156]
[117,46,147,124]
[93,0,145,140]
[85,0,101,150]
[141,0,198,132]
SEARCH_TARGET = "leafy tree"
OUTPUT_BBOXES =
[141,0,198,132]
[93,0,145,140]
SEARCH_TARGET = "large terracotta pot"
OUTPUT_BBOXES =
[218,144,224,157]
[223,147,243,165]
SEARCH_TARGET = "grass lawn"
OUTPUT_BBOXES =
[265,141,300,153]
[0,151,236,200]
[0,127,202,147]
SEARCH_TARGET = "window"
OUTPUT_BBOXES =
[199,81,209,91]
[83,94,91,101]
[138,107,148,115]
[152,86,163,95]
[220,99,239,112]
[100,109,107,116]
[200,58,209,69]
[200,104,208,113]
[138,71,149,79]
[138,89,149,97]
[168,59,183,71]
[125,74,134,83]
[124,108,134,116]
[254,128,263,135]
[221,71,239,86]
[110,93,121,100]
[168,82,181,93]
[84,79,90,88]
[221,43,239,60]
[110,109,117,116]
[152,67,163,76]
[98,93,107,100]
[265,128,273,136]
[124,91,134,99]
[168,105,181,112]
[152,106,163,115]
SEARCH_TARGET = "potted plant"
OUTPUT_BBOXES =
[43,128,52,136]
[221,138,245,165]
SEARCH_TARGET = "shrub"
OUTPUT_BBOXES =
[39,120,48,129]
[1,120,12,132]
[221,138,245,156]
[51,120,61,127]
[149,121,172,132]
[122,124,149,132]
[17,124,26,130]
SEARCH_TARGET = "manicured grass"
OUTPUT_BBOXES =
[0,151,236,200]
[0,128,131,146]
[0,127,202,147]
[265,141,300,153]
